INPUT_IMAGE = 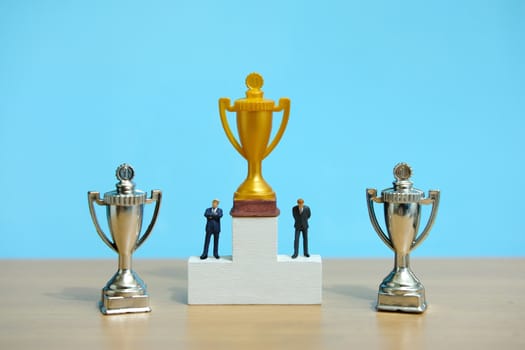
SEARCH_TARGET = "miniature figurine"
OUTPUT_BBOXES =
[292,198,311,258]
[200,199,223,259]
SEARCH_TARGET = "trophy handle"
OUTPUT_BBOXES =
[135,190,162,250]
[366,188,394,251]
[87,191,118,253]
[219,98,246,158]
[263,98,291,159]
[412,190,440,250]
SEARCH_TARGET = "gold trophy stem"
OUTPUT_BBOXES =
[235,156,274,201]
[247,160,263,183]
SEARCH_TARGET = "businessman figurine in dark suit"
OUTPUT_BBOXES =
[292,198,311,259]
[200,199,223,260]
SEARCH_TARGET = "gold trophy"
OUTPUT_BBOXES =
[219,73,290,216]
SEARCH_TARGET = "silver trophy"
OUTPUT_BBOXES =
[366,163,440,313]
[88,164,162,315]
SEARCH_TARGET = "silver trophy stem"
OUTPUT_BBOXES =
[395,253,409,269]
[119,253,132,271]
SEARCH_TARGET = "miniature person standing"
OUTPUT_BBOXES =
[292,198,311,259]
[200,199,223,260]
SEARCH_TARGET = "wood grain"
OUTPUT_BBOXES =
[0,259,523,349]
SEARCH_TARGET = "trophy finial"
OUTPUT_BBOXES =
[245,72,264,99]
[116,163,135,182]
[116,163,135,194]
[394,163,412,181]
[246,72,264,89]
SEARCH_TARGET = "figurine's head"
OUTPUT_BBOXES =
[297,198,304,208]
[212,199,220,208]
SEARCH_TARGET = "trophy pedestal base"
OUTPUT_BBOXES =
[377,291,427,313]
[100,292,151,315]
[100,293,151,315]
[99,269,151,314]
[230,200,280,217]
[376,266,427,313]
[188,217,322,304]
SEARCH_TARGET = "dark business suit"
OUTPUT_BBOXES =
[201,207,223,258]
[292,205,311,257]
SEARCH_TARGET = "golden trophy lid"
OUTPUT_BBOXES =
[233,73,276,111]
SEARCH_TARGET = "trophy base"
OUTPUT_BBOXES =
[100,293,151,315]
[376,266,427,313]
[377,291,427,313]
[99,269,151,315]
[230,199,280,217]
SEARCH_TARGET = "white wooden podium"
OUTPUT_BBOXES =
[188,217,322,304]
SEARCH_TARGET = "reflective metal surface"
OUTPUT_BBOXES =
[88,164,162,315]
[219,72,290,201]
[366,163,440,313]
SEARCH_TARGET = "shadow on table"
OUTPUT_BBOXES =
[45,287,100,303]
[143,264,186,280]
[143,264,188,304]
[324,284,377,309]
[169,286,188,304]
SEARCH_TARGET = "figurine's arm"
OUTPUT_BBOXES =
[205,209,222,220]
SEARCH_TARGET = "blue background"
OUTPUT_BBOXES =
[1,0,523,258]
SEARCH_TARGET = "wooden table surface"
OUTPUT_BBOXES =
[0,259,523,349]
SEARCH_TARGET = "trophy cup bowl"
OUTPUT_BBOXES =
[88,164,162,315]
[219,72,290,216]
[234,108,274,198]
[367,163,440,313]
[384,201,421,257]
